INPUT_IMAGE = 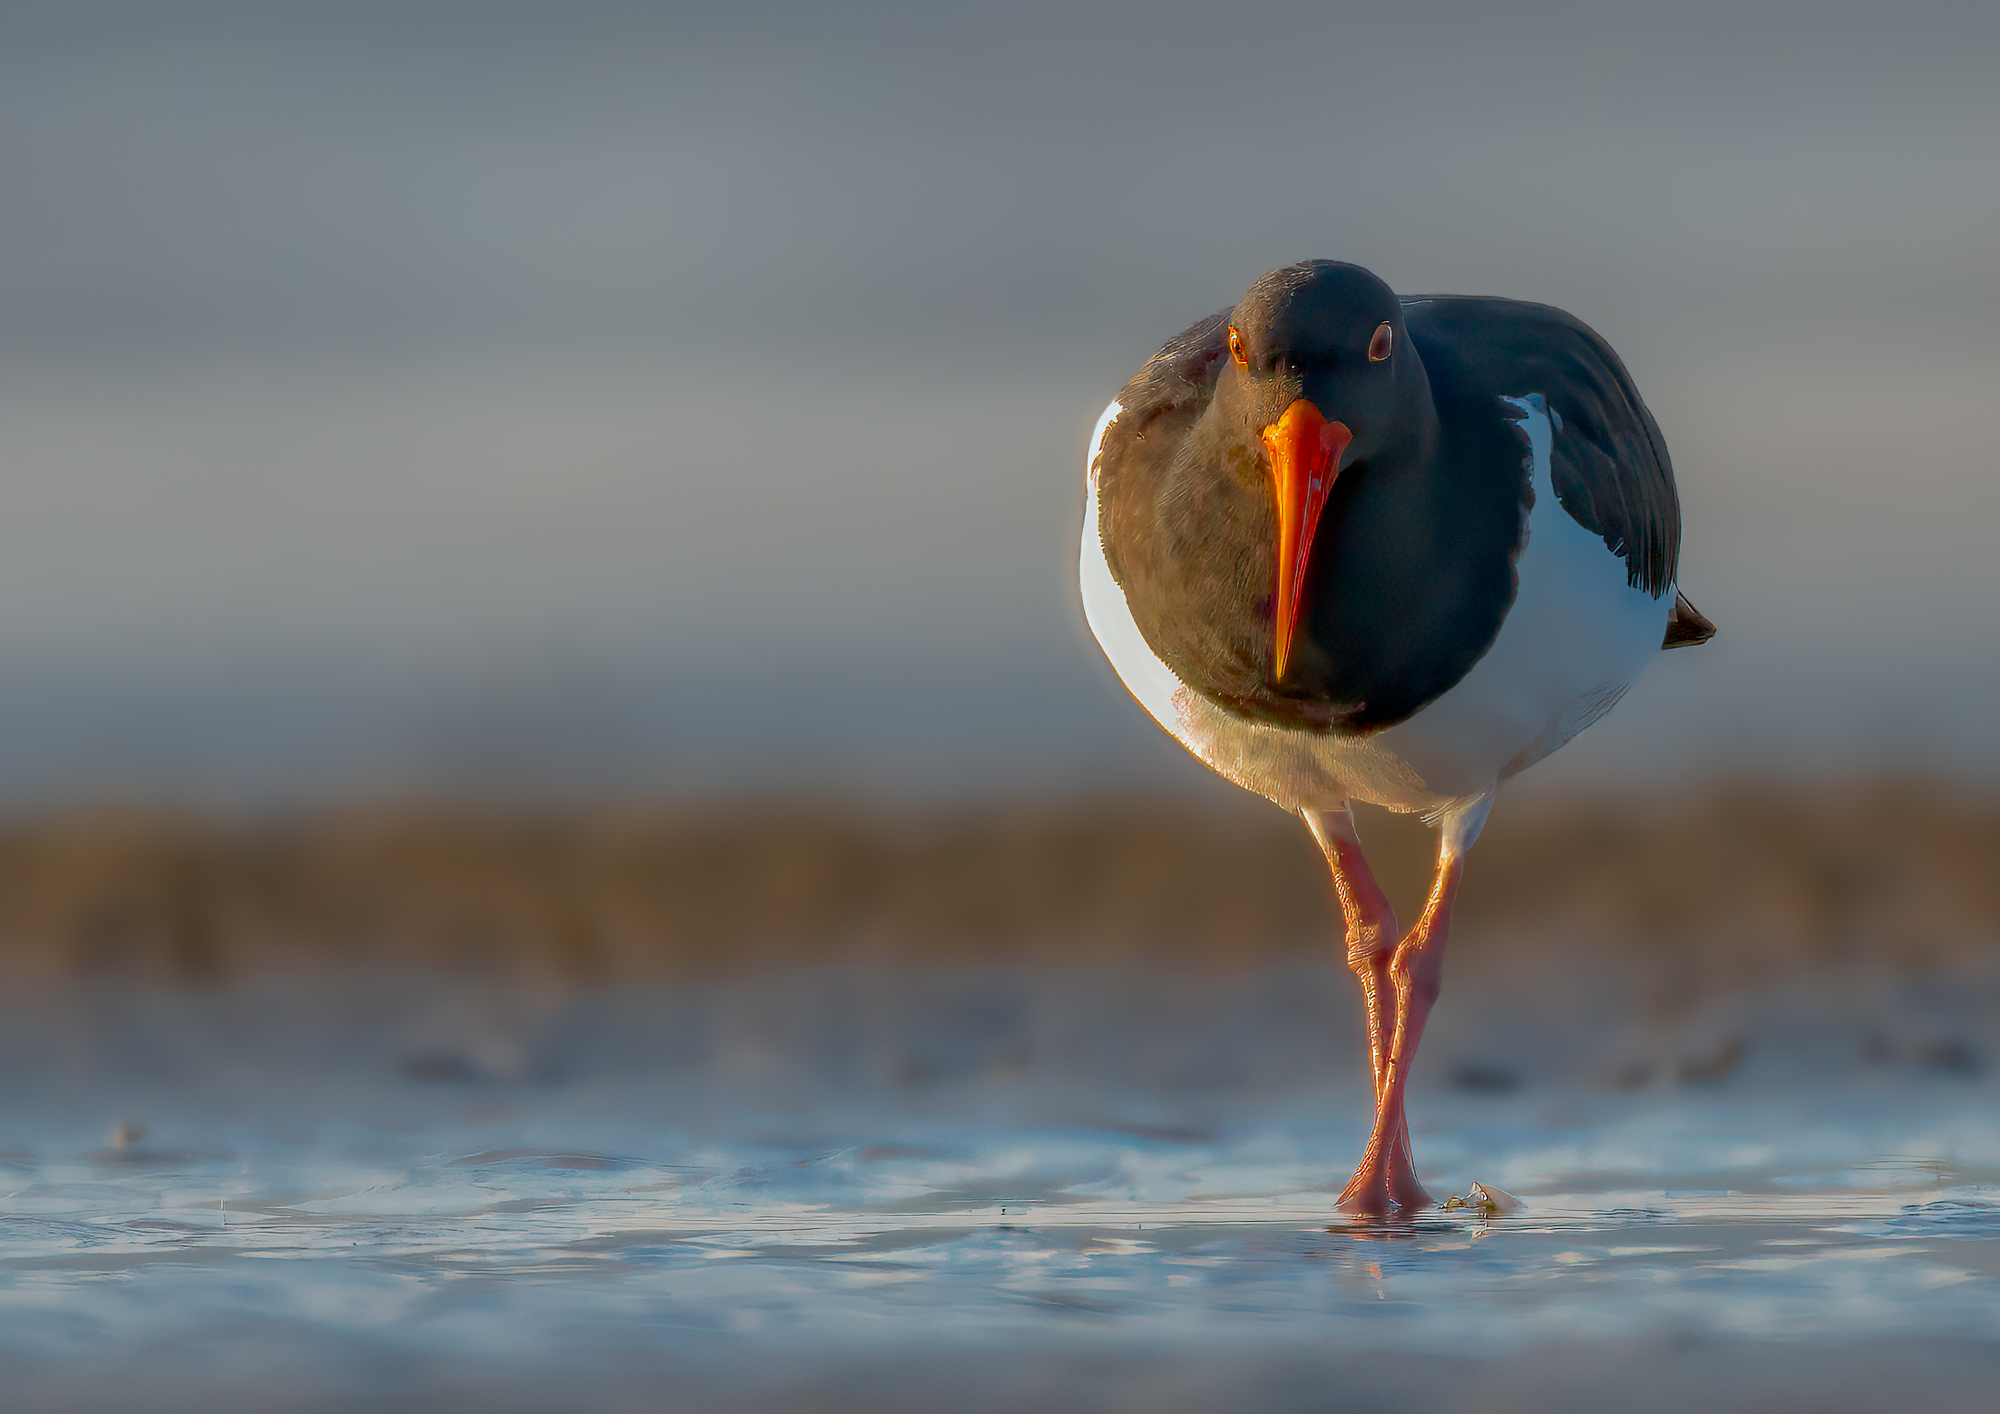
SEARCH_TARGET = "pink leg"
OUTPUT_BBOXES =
[1322,795,1493,1217]
[1301,806,1423,1208]
[1336,853,1462,1214]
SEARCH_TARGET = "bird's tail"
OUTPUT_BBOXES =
[1662,590,1716,649]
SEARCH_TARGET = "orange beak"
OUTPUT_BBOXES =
[1260,399,1352,681]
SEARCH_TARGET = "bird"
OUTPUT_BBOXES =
[1079,260,1713,1215]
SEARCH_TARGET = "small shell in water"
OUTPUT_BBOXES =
[1444,1182,1522,1216]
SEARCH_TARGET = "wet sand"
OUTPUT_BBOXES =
[6,965,2000,1413]
[5,782,1999,1410]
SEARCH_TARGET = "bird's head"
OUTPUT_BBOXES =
[1211,261,1435,682]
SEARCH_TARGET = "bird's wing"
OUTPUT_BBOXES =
[1401,296,1680,599]
[1111,312,1231,437]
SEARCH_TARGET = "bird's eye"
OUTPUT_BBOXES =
[1228,325,1248,368]
[1368,322,1393,362]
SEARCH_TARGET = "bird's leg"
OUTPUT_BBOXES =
[1301,805,1420,1203]
[1335,795,1493,1216]
[1302,807,1398,1089]
[1338,855,1460,1213]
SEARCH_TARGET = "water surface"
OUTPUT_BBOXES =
[5,970,1999,1411]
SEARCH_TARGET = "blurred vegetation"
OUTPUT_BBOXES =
[0,782,1992,989]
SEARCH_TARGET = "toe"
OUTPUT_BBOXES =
[1337,1173,1395,1216]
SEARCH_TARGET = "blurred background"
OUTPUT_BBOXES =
[0,0,1992,987]
[0,0,1993,1039]
[0,0,1994,806]
[0,0,1994,1022]
[4,4,2000,1408]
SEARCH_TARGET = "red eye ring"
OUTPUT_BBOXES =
[1368,322,1393,362]
[1228,325,1249,368]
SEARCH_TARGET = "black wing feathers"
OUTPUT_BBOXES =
[1402,297,1680,598]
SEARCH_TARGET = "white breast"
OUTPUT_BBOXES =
[1078,394,1671,814]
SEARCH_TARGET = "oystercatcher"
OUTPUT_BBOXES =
[1080,261,1713,1214]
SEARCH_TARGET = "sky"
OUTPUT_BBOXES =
[0,0,1996,801]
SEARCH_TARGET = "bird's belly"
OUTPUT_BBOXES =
[1081,510,1458,811]
[1080,402,1448,814]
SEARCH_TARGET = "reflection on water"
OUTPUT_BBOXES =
[5,970,2000,1411]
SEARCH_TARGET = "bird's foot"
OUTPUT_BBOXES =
[1389,1171,1434,1212]
[1336,1161,1433,1216]
[1335,1172,1395,1216]
[1338,1100,1434,1214]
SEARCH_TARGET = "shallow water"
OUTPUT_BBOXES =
[6,970,2000,1411]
